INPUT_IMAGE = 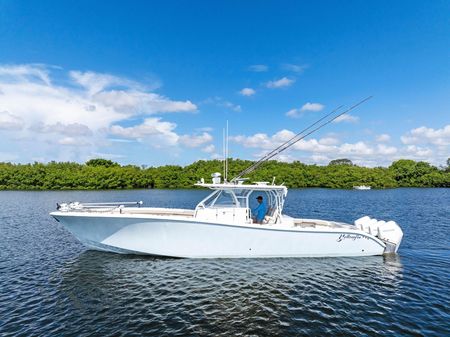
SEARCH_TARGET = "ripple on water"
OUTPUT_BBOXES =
[0,189,449,336]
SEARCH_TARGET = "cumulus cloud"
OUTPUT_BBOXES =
[0,64,199,161]
[333,114,359,123]
[248,64,268,72]
[0,64,196,130]
[286,102,325,118]
[405,145,433,157]
[109,118,179,146]
[239,88,256,96]
[401,125,450,146]
[230,123,450,166]
[377,144,397,155]
[202,144,216,153]
[179,132,213,148]
[266,77,295,89]
[110,119,214,150]
[230,129,400,166]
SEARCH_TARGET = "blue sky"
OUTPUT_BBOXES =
[0,0,449,166]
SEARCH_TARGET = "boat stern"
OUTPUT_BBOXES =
[354,216,403,254]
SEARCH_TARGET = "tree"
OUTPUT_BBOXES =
[328,158,353,166]
[85,158,120,168]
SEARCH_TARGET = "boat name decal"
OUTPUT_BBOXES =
[337,233,367,242]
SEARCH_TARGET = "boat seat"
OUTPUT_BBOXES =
[263,206,278,224]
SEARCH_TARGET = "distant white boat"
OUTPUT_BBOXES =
[353,185,371,190]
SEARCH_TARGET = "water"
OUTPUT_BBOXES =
[0,188,449,336]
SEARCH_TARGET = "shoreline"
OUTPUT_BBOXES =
[0,186,448,192]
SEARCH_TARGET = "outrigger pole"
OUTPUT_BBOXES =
[231,96,373,182]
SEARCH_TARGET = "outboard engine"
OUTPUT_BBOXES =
[378,220,403,253]
[354,216,403,253]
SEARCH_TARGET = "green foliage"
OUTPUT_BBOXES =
[389,159,440,187]
[0,158,448,190]
[328,158,353,166]
[85,158,119,168]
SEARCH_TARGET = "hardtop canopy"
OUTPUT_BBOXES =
[195,182,287,216]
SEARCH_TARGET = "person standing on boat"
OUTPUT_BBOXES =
[252,196,267,224]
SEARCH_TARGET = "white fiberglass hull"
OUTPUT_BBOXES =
[51,212,387,258]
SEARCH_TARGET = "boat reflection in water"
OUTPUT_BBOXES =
[54,252,404,335]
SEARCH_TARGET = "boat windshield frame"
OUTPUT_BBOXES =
[194,183,287,215]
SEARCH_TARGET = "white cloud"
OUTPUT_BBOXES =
[109,117,179,146]
[401,125,450,146]
[93,90,196,115]
[202,144,216,153]
[319,137,340,146]
[405,145,433,157]
[0,64,51,85]
[301,102,324,112]
[201,96,241,112]
[31,122,93,136]
[285,109,299,118]
[286,102,324,118]
[231,129,399,166]
[333,114,359,123]
[239,88,256,96]
[110,120,214,149]
[338,142,373,155]
[0,65,197,131]
[282,64,308,73]
[179,132,213,148]
[69,70,145,95]
[266,77,295,89]
[58,137,91,146]
[0,64,200,161]
[376,134,391,142]
[0,111,24,130]
[377,144,397,155]
[248,64,268,72]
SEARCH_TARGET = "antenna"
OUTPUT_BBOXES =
[222,127,225,179]
[225,120,229,182]
[231,96,373,181]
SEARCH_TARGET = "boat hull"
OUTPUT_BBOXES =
[51,212,386,258]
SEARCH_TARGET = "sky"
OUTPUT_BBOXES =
[0,0,449,167]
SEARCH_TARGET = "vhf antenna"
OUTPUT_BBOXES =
[223,120,229,182]
[231,96,373,182]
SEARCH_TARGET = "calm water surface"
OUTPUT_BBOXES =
[0,188,449,336]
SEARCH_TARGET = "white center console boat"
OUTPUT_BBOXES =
[50,97,403,258]
[51,175,403,258]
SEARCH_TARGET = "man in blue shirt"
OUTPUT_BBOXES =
[252,195,267,224]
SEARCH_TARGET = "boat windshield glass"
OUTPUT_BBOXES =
[196,186,286,214]
[203,189,239,208]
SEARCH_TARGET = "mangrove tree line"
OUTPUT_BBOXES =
[0,158,448,190]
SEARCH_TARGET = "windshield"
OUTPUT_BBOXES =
[203,190,239,208]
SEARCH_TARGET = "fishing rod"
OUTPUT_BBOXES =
[231,96,373,181]
[230,104,345,181]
